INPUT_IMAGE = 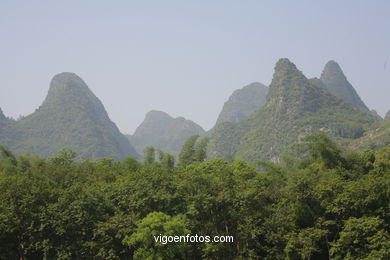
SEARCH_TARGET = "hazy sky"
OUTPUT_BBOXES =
[1,1,389,134]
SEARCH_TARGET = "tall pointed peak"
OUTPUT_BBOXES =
[274,58,300,76]
[42,72,99,110]
[267,58,312,104]
[321,60,346,80]
[2,72,138,160]
[271,58,307,85]
[320,60,369,112]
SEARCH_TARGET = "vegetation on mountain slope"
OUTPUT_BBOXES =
[208,59,376,162]
[0,73,137,160]
[350,119,390,151]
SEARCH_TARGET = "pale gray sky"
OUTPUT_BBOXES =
[1,1,389,134]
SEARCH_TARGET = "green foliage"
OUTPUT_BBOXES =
[330,217,390,259]
[303,133,344,168]
[49,149,77,166]
[373,145,390,173]
[351,119,390,151]
[160,152,175,169]
[193,137,209,162]
[124,212,190,260]
[178,135,199,166]
[178,136,210,166]
[0,145,18,172]
[0,136,389,259]
[285,228,328,260]
[143,146,155,164]
[0,145,17,165]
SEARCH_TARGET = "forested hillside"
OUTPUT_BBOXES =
[0,73,137,160]
[208,59,377,162]
[0,134,389,259]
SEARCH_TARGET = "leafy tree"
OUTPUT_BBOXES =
[121,157,141,172]
[144,146,155,164]
[178,135,199,166]
[193,137,209,162]
[49,149,77,166]
[124,212,190,260]
[285,228,328,260]
[0,140,389,259]
[90,213,137,259]
[161,153,175,169]
[0,165,54,260]
[373,145,390,174]
[330,217,390,259]
[0,144,17,166]
[304,133,344,168]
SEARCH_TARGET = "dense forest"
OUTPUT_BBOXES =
[0,134,389,259]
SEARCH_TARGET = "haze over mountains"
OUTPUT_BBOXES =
[0,59,389,161]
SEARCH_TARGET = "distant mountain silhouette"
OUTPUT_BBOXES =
[128,110,205,156]
[320,60,369,112]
